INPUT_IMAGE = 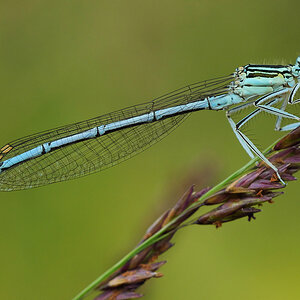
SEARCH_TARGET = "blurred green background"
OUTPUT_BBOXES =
[0,1,299,299]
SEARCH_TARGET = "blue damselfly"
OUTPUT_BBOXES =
[0,57,299,191]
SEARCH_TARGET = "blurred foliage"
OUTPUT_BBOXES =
[0,1,299,299]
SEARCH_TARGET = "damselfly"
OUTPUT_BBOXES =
[0,57,299,191]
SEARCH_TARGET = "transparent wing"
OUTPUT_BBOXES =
[0,75,233,191]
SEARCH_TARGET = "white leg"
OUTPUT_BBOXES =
[254,88,299,121]
[276,83,300,131]
[226,97,286,185]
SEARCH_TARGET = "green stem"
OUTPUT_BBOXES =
[72,141,277,300]
[72,224,175,300]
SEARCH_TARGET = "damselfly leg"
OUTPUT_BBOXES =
[275,83,300,131]
[254,89,300,121]
[226,88,300,185]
